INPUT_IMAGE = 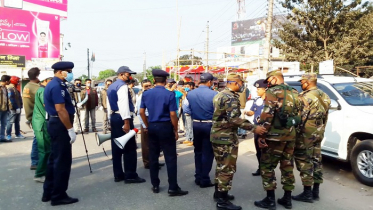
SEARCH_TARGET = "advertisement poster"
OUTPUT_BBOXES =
[0,7,60,60]
[1,0,68,18]
[0,55,26,67]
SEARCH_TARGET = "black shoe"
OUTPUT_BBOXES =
[195,180,200,186]
[0,139,12,143]
[124,177,146,184]
[41,196,51,202]
[30,165,37,170]
[152,186,159,193]
[168,187,188,196]
[292,188,313,203]
[200,182,215,188]
[216,198,242,210]
[241,135,247,139]
[114,176,124,182]
[144,165,161,169]
[277,191,292,209]
[214,192,235,201]
[254,197,276,210]
[252,169,260,176]
[51,196,79,206]
[158,163,165,167]
[313,184,320,201]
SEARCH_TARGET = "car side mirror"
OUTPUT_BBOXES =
[330,99,341,110]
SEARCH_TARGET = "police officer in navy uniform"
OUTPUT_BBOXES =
[139,69,188,196]
[42,61,78,206]
[186,73,217,188]
[107,66,146,184]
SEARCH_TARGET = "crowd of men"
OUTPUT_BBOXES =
[0,61,330,210]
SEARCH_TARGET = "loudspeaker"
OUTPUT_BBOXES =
[114,128,139,149]
[95,132,111,146]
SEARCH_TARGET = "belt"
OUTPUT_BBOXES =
[50,115,59,118]
[193,119,212,123]
[111,111,135,116]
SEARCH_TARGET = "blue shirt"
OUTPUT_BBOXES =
[141,86,177,123]
[186,85,217,120]
[44,77,75,116]
[250,97,264,125]
[174,90,183,116]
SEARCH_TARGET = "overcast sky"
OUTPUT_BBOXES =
[61,0,282,77]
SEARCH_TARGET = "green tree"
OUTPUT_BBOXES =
[97,69,116,80]
[178,54,203,65]
[274,0,373,70]
[77,74,89,83]
[133,65,164,83]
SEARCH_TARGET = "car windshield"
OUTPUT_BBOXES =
[333,82,373,106]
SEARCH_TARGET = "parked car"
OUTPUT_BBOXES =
[284,74,373,186]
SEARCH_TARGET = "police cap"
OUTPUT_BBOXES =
[152,69,169,78]
[298,73,317,82]
[166,78,176,83]
[117,66,137,74]
[264,69,283,83]
[227,73,243,82]
[200,73,214,82]
[51,61,74,72]
[254,79,267,88]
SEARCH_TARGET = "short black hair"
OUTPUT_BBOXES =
[28,67,41,80]
[178,81,184,85]
[40,32,46,36]
[141,79,151,85]
[106,79,112,83]
[85,79,92,82]
[154,77,166,83]
[1,75,10,82]
[74,79,82,82]
[188,82,195,87]
[128,80,136,85]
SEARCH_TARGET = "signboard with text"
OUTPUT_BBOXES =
[2,0,68,18]
[0,7,60,60]
[0,55,25,67]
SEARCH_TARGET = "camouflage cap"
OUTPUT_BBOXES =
[227,73,243,81]
[298,73,317,82]
[264,69,283,83]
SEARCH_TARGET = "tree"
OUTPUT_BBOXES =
[178,54,203,65]
[97,69,116,80]
[77,74,89,83]
[133,65,163,83]
[274,0,373,70]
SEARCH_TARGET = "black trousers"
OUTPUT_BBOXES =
[110,113,138,179]
[148,121,178,190]
[43,115,73,201]
[254,134,262,169]
[193,122,214,185]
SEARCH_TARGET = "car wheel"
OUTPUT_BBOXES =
[351,140,373,186]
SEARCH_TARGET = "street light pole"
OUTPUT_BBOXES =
[263,0,274,77]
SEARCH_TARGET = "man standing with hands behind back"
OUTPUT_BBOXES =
[80,79,98,132]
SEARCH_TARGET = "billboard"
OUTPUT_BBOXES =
[231,15,285,46]
[1,0,68,18]
[0,7,60,60]
[0,55,26,67]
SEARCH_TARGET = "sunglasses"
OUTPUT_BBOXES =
[144,85,151,88]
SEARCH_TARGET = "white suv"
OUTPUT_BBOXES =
[284,75,373,186]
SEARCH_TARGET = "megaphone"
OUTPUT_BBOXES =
[114,128,139,149]
[95,132,111,146]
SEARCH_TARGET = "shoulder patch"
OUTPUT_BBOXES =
[61,90,65,97]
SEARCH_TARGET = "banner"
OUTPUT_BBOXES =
[0,55,26,67]
[2,0,68,18]
[0,7,60,60]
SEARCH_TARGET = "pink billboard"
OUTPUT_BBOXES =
[1,0,68,18]
[0,7,60,60]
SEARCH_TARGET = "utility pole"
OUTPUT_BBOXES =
[191,48,194,65]
[143,52,147,79]
[205,21,210,72]
[176,17,181,80]
[263,0,274,77]
[87,48,90,79]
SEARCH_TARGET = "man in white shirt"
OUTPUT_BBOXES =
[107,66,146,184]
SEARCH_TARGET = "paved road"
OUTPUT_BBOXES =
[0,111,372,210]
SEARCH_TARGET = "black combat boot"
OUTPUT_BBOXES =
[292,186,313,203]
[216,191,242,210]
[213,184,235,201]
[254,190,276,210]
[277,191,292,209]
[313,183,320,201]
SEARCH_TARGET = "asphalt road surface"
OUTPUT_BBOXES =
[0,111,372,210]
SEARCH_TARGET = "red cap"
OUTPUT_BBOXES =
[133,128,139,133]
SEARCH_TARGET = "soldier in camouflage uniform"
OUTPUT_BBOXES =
[211,73,266,210]
[254,69,302,210]
[292,73,330,203]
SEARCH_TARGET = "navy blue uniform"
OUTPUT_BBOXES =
[43,77,75,201]
[107,79,138,180]
[251,97,264,170]
[140,86,179,190]
[186,85,217,186]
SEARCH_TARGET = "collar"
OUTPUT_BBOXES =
[198,85,210,88]
[155,86,165,89]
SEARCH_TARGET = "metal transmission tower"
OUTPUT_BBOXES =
[237,0,246,20]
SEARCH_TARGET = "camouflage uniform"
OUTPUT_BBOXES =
[211,74,256,192]
[295,74,331,186]
[259,70,302,191]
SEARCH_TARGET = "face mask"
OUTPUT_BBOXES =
[62,71,74,82]
[76,83,81,87]
[86,83,91,87]
[237,83,245,93]
[184,87,190,92]
[301,82,308,91]
[267,77,277,88]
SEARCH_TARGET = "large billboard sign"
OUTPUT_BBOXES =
[1,0,68,18]
[231,15,285,46]
[0,7,60,60]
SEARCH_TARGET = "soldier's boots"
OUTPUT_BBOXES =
[313,183,320,201]
[277,191,292,209]
[214,184,235,201]
[216,191,242,210]
[254,190,276,210]
[292,186,314,203]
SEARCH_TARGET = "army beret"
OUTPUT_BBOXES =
[298,73,317,82]
[200,73,214,82]
[117,66,137,74]
[227,73,243,81]
[253,79,267,88]
[51,61,74,71]
[264,69,283,83]
[152,69,169,78]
